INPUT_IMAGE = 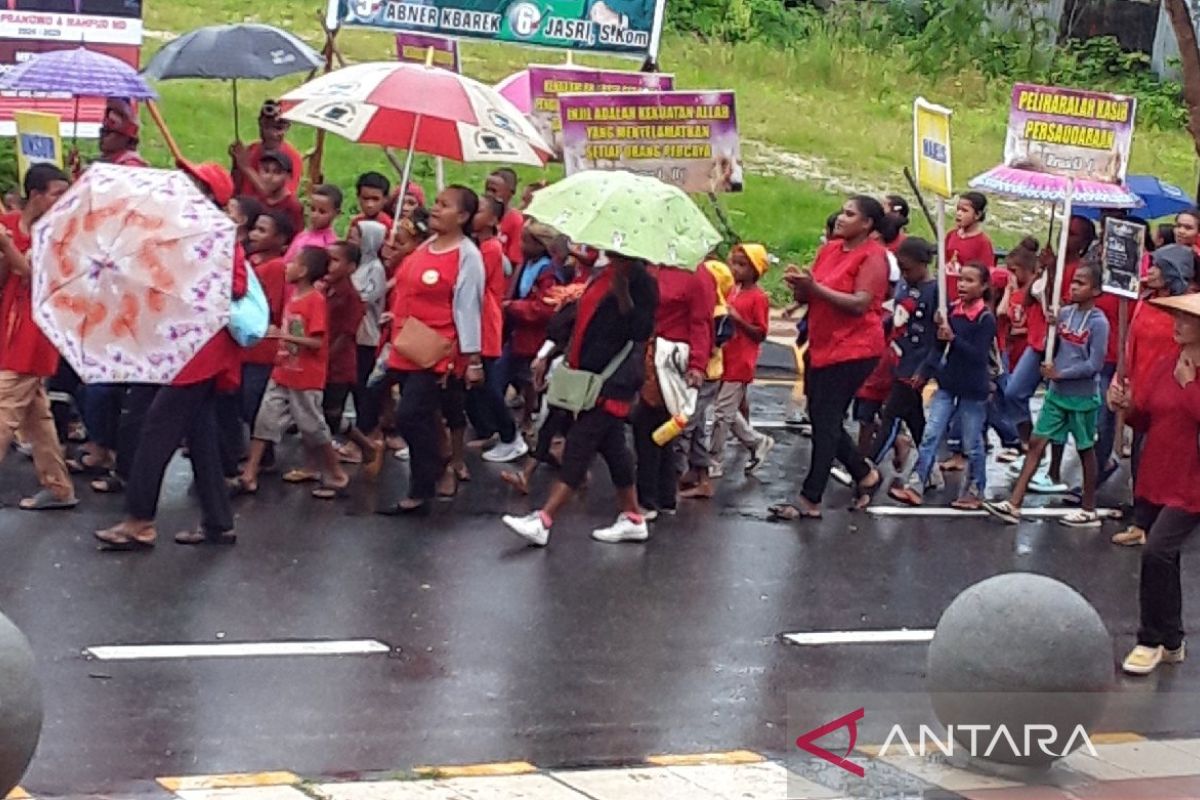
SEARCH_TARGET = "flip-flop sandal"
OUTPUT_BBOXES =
[67,456,110,476]
[454,465,471,482]
[951,497,983,511]
[500,471,530,495]
[767,502,821,521]
[90,474,125,494]
[175,528,238,545]
[312,481,350,500]
[889,486,923,507]
[19,489,78,511]
[94,522,156,550]
[282,469,321,483]
[852,471,883,511]
[227,476,258,496]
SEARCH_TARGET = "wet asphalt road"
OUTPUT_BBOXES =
[0,375,1198,794]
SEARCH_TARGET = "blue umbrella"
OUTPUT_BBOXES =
[1078,174,1195,220]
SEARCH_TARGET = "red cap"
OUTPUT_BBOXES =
[178,160,234,208]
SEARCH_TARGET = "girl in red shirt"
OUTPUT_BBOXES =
[1110,293,1200,676]
[944,192,995,299]
[776,195,889,520]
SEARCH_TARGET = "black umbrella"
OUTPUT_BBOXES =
[142,23,324,139]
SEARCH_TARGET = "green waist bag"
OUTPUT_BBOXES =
[546,342,634,416]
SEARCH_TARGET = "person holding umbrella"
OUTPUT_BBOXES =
[94,163,249,549]
[68,99,148,177]
[231,101,303,201]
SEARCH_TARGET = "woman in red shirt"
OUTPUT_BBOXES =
[377,186,485,516]
[1110,293,1200,676]
[776,195,889,519]
[944,192,995,299]
[96,162,249,550]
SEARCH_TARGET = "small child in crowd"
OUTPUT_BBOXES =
[352,172,392,234]
[706,244,773,480]
[892,261,995,509]
[985,261,1110,528]
[944,191,995,300]
[228,195,264,255]
[238,247,348,499]
[256,150,304,235]
[344,220,389,469]
[285,183,342,261]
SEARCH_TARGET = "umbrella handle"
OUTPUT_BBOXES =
[146,101,185,165]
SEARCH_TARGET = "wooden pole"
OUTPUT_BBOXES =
[145,101,185,165]
[1044,179,1075,365]
[306,20,339,191]
[935,195,948,317]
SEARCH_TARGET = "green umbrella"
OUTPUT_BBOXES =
[524,171,723,270]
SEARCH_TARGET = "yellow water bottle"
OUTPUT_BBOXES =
[652,414,689,446]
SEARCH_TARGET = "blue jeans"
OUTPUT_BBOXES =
[914,390,987,496]
[1004,346,1044,425]
[949,367,1021,453]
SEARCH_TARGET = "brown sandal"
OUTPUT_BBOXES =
[95,521,156,551]
[767,502,822,521]
[500,471,530,495]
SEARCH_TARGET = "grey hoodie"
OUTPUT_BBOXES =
[353,221,388,347]
[1050,304,1110,398]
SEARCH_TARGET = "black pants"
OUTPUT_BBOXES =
[125,381,234,535]
[803,357,878,504]
[353,345,381,434]
[559,406,634,491]
[115,384,158,481]
[324,383,353,434]
[394,370,443,501]
[465,356,517,442]
[1138,507,1200,650]
[215,390,243,477]
[441,375,467,432]
[869,380,925,465]
[632,403,679,512]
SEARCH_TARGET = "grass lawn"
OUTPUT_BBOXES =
[134,1,1199,303]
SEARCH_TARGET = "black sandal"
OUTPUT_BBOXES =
[767,502,822,521]
[377,500,430,517]
[852,468,883,511]
[90,474,125,494]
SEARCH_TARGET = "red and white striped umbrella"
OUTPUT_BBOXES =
[280,62,552,167]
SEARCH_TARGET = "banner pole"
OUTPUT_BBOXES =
[1044,179,1075,366]
[935,195,948,317]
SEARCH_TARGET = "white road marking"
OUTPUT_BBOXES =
[85,639,391,661]
[866,506,1122,519]
[782,629,935,646]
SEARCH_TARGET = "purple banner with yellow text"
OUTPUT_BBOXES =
[1005,83,1136,184]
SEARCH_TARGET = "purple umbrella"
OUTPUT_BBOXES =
[0,47,157,100]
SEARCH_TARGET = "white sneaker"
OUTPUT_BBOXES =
[831,465,852,486]
[745,434,775,475]
[1165,641,1187,664]
[591,513,649,543]
[502,512,549,547]
[482,437,530,463]
[1123,644,1164,675]
[1006,457,1026,479]
[1028,471,1068,494]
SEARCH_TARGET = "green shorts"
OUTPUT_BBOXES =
[1033,390,1100,449]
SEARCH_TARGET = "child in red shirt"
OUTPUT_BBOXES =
[706,244,772,480]
[238,247,347,499]
[0,164,76,511]
[241,209,295,427]
[485,168,525,266]
[350,172,393,237]
[321,240,375,476]
[944,191,995,299]
[256,150,304,236]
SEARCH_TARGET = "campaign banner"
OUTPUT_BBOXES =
[0,1,142,136]
[327,0,666,57]
[913,97,952,199]
[1004,83,1136,184]
[395,32,459,71]
[559,90,742,193]
[15,109,61,182]
[527,65,671,155]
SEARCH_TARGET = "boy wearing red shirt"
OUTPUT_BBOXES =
[0,164,76,511]
[256,151,304,236]
[231,100,304,199]
[321,240,376,478]
[240,210,295,432]
[350,172,393,235]
[239,247,347,499]
[484,168,525,267]
[707,244,773,477]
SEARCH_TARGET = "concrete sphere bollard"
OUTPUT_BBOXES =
[0,612,41,794]
[927,573,1112,768]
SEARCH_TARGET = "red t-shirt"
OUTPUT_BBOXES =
[244,255,287,366]
[0,212,58,377]
[235,141,304,199]
[1127,298,1177,398]
[499,208,524,267]
[324,276,364,385]
[1129,355,1200,513]
[387,244,460,373]
[654,265,714,374]
[806,239,889,369]
[272,289,328,390]
[1094,290,1120,366]
[722,284,769,384]
[351,212,393,233]
[944,229,995,299]
[262,193,305,239]
[480,237,506,358]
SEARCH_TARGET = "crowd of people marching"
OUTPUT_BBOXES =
[1,98,1199,676]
